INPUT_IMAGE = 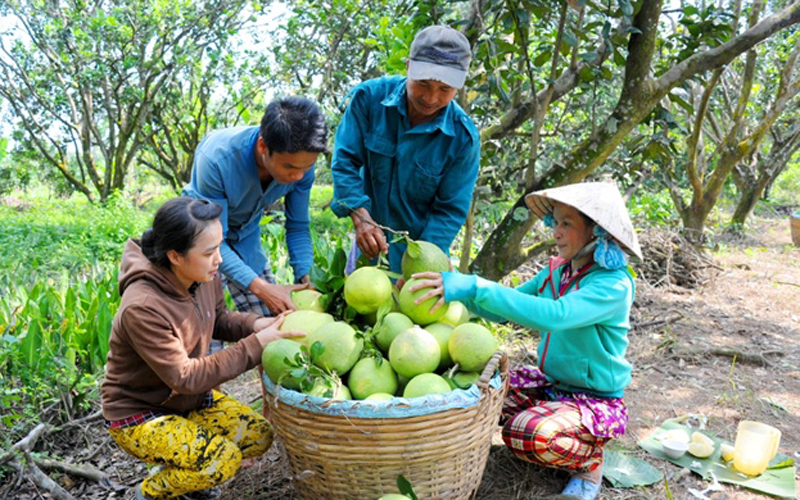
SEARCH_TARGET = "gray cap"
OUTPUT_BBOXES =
[407,26,471,89]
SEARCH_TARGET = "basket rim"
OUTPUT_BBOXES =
[263,351,509,420]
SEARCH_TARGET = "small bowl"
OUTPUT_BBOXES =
[662,439,689,459]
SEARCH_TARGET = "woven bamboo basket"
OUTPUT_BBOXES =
[791,213,800,246]
[262,351,509,500]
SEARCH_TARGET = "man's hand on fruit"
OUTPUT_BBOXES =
[351,207,388,259]
[249,278,311,313]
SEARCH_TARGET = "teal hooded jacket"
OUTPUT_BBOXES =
[442,259,635,398]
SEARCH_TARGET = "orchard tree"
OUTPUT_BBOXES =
[660,1,800,237]
[139,42,273,190]
[0,0,256,202]
[464,0,800,278]
[730,113,800,225]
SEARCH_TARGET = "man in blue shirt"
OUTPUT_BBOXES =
[184,97,328,316]
[331,25,480,274]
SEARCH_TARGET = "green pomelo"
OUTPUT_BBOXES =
[304,379,351,400]
[401,240,450,280]
[403,373,452,398]
[439,300,470,327]
[364,392,395,401]
[279,310,334,345]
[378,495,411,500]
[445,371,481,390]
[375,312,414,352]
[261,339,303,390]
[398,277,448,325]
[448,323,498,372]
[347,356,398,399]
[424,322,454,370]
[344,266,393,314]
[360,290,399,326]
[306,321,364,375]
[388,326,440,379]
[290,289,325,312]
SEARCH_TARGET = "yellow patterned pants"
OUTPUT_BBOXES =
[109,391,272,499]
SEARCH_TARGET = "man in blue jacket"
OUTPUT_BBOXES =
[331,25,480,274]
[183,97,328,316]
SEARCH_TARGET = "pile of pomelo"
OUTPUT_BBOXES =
[261,240,499,401]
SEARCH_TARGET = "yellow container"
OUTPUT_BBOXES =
[733,421,781,476]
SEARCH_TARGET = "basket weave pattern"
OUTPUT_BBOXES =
[264,351,509,500]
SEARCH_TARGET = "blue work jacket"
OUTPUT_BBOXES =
[183,127,314,288]
[331,76,480,272]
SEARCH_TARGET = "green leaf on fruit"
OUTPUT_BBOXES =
[310,341,325,360]
[407,240,421,258]
[397,475,419,500]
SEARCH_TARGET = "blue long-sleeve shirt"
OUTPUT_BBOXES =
[183,126,314,288]
[331,76,480,272]
[442,261,635,398]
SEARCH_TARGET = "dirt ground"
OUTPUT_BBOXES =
[3,216,799,500]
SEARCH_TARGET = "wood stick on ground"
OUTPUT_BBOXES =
[674,347,783,367]
[0,423,47,465]
[34,457,116,487]
[56,409,103,432]
[84,435,112,462]
[0,424,76,500]
[775,280,800,288]
[20,454,75,500]
[633,310,684,330]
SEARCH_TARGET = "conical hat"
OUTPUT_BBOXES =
[524,182,643,260]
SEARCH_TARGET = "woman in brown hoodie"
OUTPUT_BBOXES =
[101,197,303,500]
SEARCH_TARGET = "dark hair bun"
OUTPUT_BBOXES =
[140,229,157,261]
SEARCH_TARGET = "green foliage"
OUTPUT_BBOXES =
[657,4,735,72]
[0,265,119,445]
[0,193,154,282]
[0,193,147,444]
[770,159,800,205]
[0,0,256,201]
[629,188,681,226]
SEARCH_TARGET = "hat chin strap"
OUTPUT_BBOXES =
[571,239,597,262]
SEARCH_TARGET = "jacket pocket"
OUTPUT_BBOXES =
[543,354,590,391]
[365,133,396,184]
[586,358,617,393]
[409,158,443,205]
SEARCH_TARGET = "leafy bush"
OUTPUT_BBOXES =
[0,193,154,283]
[770,161,800,206]
[0,265,119,445]
[629,188,681,226]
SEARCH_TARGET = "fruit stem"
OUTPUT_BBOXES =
[349,208,411,238]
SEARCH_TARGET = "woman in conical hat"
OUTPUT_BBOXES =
[411,181,640,500]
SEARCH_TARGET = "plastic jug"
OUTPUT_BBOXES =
[733,421,781,476]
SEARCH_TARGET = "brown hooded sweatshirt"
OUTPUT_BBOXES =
[101,239,262,421]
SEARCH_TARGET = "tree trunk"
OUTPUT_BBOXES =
[730,175,770,226]
[470,0,664,280]
[471,1,800,278]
